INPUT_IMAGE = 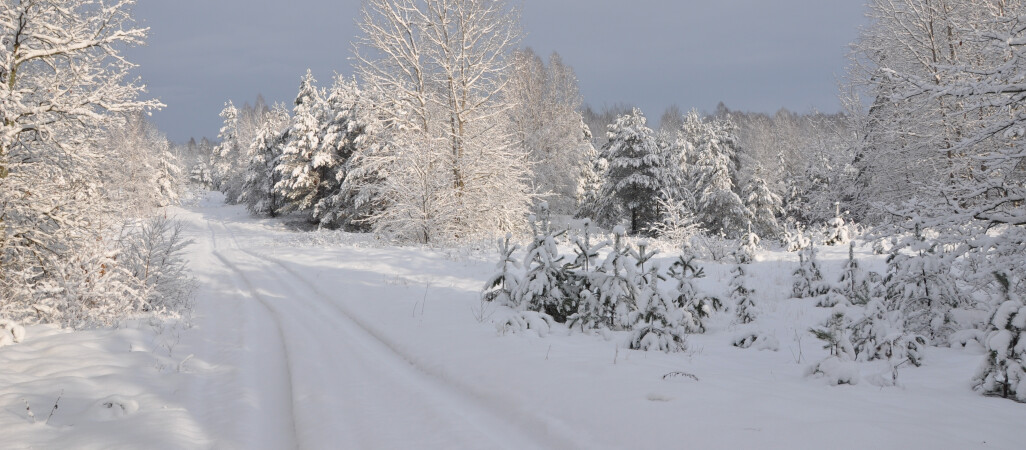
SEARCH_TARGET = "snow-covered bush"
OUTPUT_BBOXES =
[495,310,559,338]
[783,222,811,252]
[973,273,1026,402]
[824,204,851,246]
[732,331,779,351]
[0,320,26,347]
[806,356,860,385]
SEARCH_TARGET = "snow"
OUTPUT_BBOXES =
[2,193,1026,448]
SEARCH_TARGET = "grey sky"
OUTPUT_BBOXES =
[126,0,867,143]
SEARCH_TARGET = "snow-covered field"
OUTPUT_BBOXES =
[2,193,1024,449]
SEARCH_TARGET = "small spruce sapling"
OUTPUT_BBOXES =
[482,233,521,306]
[973,272,1026,402]
[793,243,829,299]
[821,242,871,307]
[627,240,687,352]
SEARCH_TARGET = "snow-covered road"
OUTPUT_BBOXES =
[186,199,578,449]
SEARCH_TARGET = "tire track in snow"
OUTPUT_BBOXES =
[234,246,587,449]
[206,220,302,449]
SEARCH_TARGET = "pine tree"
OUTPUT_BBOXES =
[275,69,326,216]
[625,240,687,352]
[743,167,783,239]
[565,219,608,330]
[513,203,573,321]
[241,104,290,217]
[810,308,856,359]
[591,108,663,235]
[884,226,967,344]
[590,226,640,330]
[824,202,851,246]
[731,252,757,324]
[823,242,871,307]
[849,298,926,369]
[212,100,240,196]
[482,233,521,307]
[313,76,365,228]
[973,273,1026,402]
[692,119,751,238]
[667,255,721,333]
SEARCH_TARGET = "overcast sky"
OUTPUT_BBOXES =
[125,0,868,143]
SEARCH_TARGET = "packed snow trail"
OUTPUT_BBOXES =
[187,204,578,449]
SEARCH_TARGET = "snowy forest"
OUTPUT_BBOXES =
[3,0,1026,447]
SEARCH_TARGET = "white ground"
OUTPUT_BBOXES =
[2,193,1025,449]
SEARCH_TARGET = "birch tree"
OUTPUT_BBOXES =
[353,0,531,243]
